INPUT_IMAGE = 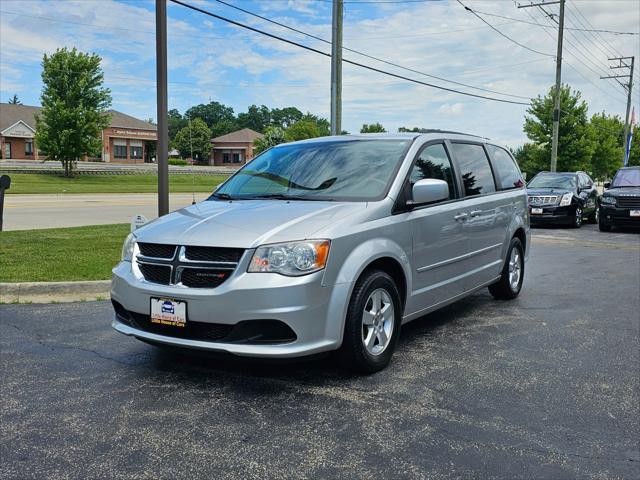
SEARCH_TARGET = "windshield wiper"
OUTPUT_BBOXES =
[209,192,235,200]
[246,193,326,201]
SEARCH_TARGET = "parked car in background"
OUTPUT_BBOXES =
[598,166,640,231]
[526,171,599,228]
[112,132,530,373]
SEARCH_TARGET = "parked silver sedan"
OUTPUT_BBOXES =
[112,131,530,372]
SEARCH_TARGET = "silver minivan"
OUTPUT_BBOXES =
[112,131,529,372]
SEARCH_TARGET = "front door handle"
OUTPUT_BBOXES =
[469,210,482,217]
[454,213,468,221]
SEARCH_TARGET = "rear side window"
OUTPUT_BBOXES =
[486,145,524,190]
[409,143,457,200]
[450,143,496,196]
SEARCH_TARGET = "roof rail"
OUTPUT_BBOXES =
[415,129,489,140]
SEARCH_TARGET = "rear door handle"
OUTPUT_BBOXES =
[454,213,468,221]
[469,210,482,217]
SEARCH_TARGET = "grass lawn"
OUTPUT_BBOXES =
[5,173,229,194]
[0,224,130,282]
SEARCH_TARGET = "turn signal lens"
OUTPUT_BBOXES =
[248,240,331,276]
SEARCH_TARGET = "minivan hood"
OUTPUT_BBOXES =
[134,199,366,248]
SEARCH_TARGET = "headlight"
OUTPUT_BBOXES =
[601,196,616,205]
[121,233,136,261]
[559,192,573,206]
[248,240,330,276]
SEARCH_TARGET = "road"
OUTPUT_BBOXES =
[1,226,639,479]
[3,193,210,230]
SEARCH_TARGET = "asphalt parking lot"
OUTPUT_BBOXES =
[1,225,638,479]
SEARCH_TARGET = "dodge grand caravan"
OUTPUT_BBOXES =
[112,132,530,372]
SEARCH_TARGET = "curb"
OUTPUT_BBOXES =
[0,280,111,304]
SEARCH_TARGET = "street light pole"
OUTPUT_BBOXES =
[330,0,343,136]
[156,0,169,216]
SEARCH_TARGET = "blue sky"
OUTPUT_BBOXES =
[1,0,638,148]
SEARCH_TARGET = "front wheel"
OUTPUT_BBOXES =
[572,207,583,228]
[489,237,525,300]
[588,207,599,224]
[338,270,402,373]
[598,212,612,232]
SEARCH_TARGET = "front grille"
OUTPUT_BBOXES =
[135,244,244,288]
[179,268,230,288]
[138,263,171,285]
[184,246,244,263]
[617,196,640,208]
[121,308,234,341]
[138,243,176,259]
[529,195,559,206]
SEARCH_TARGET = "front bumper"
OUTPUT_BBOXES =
[529,205,576,224]
[111,260,353,358]
[599,205,640,226]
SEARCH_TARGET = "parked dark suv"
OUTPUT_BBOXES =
[598,166,640,231]
[527,171,599,228]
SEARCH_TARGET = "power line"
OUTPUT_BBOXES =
[210,0,531,99]
[169,0,531,105]
[457,1,555,58]
[470,8,638,35]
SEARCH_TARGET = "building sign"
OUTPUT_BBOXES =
[1,121,35,138]
[111,129,157,139]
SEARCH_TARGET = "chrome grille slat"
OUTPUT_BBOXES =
[529,195,559,206]
[617,196,640,208]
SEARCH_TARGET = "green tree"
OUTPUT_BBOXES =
[237,104,272,132]
[211,118,239,139]
[186,101,235,130]
[523,84,595,174]
[588,112,624,179]
[254,126,287,155]
[8,94,21,104]
[300,113,330,136]
[285,120,321,141]
[173,117,212,164]
[35,48,111,176]
[398,126,422,132]
[513,143,546,180]
[360,122,386,133]
[271,107,304,129]
[168,109,187,144]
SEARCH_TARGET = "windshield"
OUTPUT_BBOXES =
[528,174,577,189]
[611,168,640,187]
[211,139,412,201]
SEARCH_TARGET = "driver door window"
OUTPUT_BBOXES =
[409,143,457,201]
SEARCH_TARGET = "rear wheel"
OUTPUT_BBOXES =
[338,270,402,373]
[588,207,599,224]
[489,237,525,300]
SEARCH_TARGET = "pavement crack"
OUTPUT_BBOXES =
[5,323,143,366]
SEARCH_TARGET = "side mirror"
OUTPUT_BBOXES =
[604,182,611,189]
[410,179,449,206]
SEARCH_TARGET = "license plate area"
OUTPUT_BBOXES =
[150,298,187,328]
[630,209,640,217]
[531,208,543,215]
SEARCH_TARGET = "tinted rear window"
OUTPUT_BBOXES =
[451,143,496,196]
[486,145,524,190]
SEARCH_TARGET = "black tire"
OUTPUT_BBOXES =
[338,269,402,374]
[489,237,525,300]
[587,206,599,224]
[571,207,583,228]
[598,213,612,232]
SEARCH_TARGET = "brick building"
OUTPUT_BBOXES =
[210,128,264,167]
[0,103,156,163]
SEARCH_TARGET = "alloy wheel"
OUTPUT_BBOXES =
[361,288,394,356]
[508,248,522,292]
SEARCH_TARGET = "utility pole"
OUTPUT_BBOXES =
[519,0,564,172]
[330,0,343,136]
[602,56,634,164]
[156,0,169,216]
